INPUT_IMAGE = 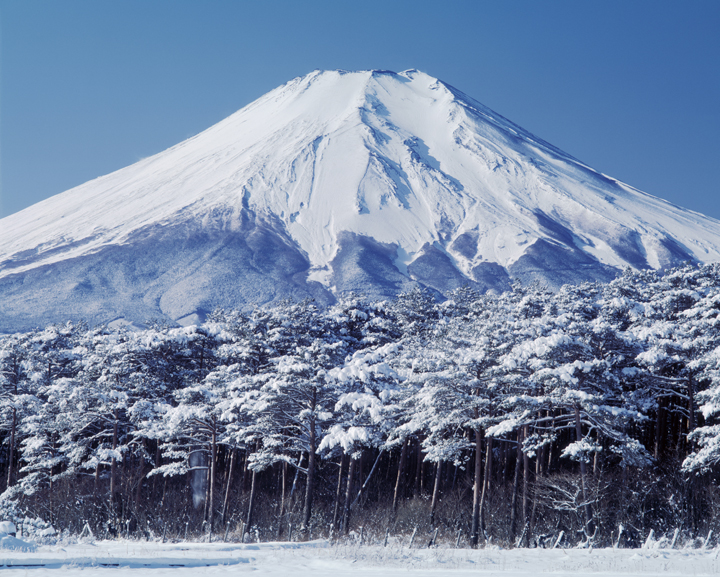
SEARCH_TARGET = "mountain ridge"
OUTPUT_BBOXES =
[1,69,719,331]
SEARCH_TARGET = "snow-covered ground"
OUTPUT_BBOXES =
[1,539,719,576]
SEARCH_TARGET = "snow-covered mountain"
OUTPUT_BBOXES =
[2,69,720,331]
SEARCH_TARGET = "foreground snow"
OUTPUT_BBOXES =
[1,539,719,576]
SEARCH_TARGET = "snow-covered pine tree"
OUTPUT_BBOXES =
[241,300,347,534]
[0,331,33,490]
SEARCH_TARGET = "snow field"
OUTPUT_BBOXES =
[1,540,720,576]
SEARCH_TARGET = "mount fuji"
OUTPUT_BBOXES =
[2,69,720,332]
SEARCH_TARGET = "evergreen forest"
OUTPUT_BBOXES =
[3,264,720,548]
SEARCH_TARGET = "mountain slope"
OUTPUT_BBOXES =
[2,69,719,331]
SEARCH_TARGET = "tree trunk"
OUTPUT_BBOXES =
[134,464,146,511]
[349,449,384,512]
[414,439,422,497]
[240,450,248,494]
[301,388,318,534]
[655,398,666,459]
[688,375,696,431]
[471,426,483,546]
[277,460,287,539]
[522,424,529,528]
[547,413,555,473]
[110,410,119,522]
[289,453,303,501]
[160,476,167,509]
[479,436,492,534]
[510,428,521,540]
[342,457,356,534]
[246,469,257,531]
[536,443,544,477]
[152,443,161,498]
[393,439,408,511]
[574,404,593,534]
[301,444,316,532]
[208,426,217,534]
[6,408,16,489]
[502,440,509,482]
[222,449,235,527]
[332,454,345,531]
[592,429,599,477]
[204,455,211,522]
[429,460,442,525]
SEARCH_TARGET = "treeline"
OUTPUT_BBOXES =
[3,264,720,547]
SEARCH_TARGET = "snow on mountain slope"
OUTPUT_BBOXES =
[1,69,720,330]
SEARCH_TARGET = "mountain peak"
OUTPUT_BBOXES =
[1,69,720,331]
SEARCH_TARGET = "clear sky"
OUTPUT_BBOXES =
[1,0,719,220]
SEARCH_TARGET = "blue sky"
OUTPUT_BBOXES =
[1,0,719,219]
